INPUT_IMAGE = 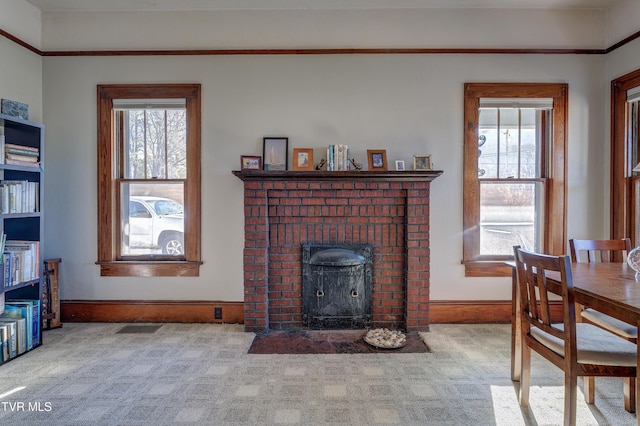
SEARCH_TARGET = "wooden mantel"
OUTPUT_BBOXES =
[233,168,442,333]
[233,169,443,182]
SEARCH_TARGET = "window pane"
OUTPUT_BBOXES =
[120,182,185,256]
[479,108,544,180]
[478,109,497,178]
[479,181,543,256]
[119,109,186,179]
[499,108,519,179]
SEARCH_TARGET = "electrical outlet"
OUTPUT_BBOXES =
[214,307,222,319]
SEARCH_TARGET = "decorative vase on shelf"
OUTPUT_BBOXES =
[627,245,640,278]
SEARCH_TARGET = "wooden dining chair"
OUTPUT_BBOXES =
[513,246,637,426]
[568,238,637,412]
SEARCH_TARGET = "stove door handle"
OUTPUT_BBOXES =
[351,289,358,297]
[316,290,324,297]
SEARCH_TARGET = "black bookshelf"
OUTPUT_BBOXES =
[0,113,44,364]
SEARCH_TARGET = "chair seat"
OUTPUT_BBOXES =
[581,308,638,339]
[531,322,637,366]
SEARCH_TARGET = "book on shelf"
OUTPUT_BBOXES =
[0,322,9,361]
[4,143,38,153]
[4,158,40,168]
[6,153,38,162]
[6,300,39,348]
[0,141,40,167]
[4,240,40,285]
[5,144,38,156]
[2,240,40,287]
[0,316,26,355]
[0,180,39,214]
[326,144,350,171]
[2,303,33,350]
[0,319,17,360]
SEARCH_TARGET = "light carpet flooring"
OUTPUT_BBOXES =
[0,323,636,425]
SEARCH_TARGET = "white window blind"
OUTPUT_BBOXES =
[113,98,186,110]
[479,98,553,109]
[627,87,640,103]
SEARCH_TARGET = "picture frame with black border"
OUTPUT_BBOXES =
[367,149,388,171]
[263,137,288,170]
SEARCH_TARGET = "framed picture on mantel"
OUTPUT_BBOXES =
[263,137,288,171]
[367,149,388,171]
[293,148,314,171]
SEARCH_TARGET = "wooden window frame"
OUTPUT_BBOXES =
[611,68,640,247]
[463,83,567,277]
[96,84,202,276]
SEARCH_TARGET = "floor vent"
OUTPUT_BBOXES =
[116,325,163,334]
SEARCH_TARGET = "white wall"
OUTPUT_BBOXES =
[0,0,41,49]
[0,36,42,122]
[3,2,638,304]
[39,8,605,50]
[41,52,605,302]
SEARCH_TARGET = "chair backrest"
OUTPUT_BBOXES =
[513,245,576,352]
[568,238,631,263]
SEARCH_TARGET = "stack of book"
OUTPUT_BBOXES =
[1,236,40,288]
[1,143,40,167]
[0,180,39,213]
[0,299,40,362]
[327,144,350,171]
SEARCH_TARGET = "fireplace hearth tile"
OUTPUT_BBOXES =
[247,329,429,354]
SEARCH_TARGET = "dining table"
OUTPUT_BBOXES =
[509,261,640,423]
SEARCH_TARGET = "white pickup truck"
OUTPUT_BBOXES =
[127,196,184,255]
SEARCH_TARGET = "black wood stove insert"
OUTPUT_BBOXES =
[302,244,373,329]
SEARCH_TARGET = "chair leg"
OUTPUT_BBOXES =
[624,377,636,413]
[564,369,578,426]
[519,343,531,406]
[583,376,595,404]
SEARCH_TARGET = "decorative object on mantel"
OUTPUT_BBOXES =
[1,98,29,120]
[262,137,288,170]
[350,158,363,170]
[395,160,405,171]
[314,158,327,170]
[413,154,433,171]
[367,149,387,171]
[292,148,314,171]
[240,155,262,170]
[327,144,350,171]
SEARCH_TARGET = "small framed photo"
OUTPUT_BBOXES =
[292,148,314,171]
[263,137,288,171]
[241,155,262,170]
[367,149,388,171]
[395,160,405,171]
[413,154,432,171]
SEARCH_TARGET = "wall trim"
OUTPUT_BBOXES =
[3,27,640,57]
[61,299,559,325]
[430,300,562,324]
[61,300,244,324]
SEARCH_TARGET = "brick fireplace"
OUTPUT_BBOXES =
[233,170,442,333]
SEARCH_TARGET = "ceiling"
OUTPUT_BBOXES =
[24,0,621,12]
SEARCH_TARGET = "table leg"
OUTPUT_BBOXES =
[511,267,521,382]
